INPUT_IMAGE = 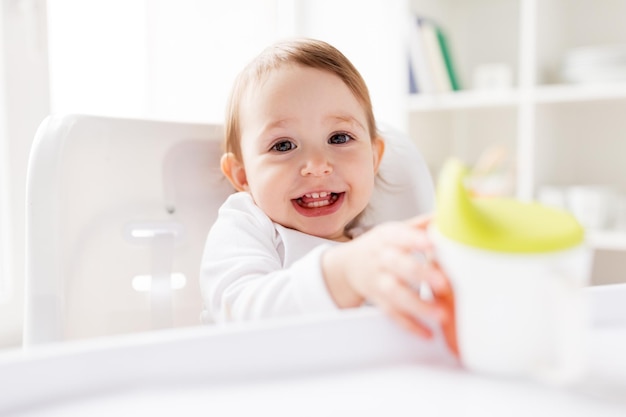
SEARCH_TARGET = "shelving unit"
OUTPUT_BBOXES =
[408,89,520,111]
[405,0,626,252]
[588,231,626,252]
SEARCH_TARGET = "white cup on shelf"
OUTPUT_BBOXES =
[472,63,513,90]
[613,192,626,233]
[566,185,618,231]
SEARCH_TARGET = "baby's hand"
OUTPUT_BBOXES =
[322,216,458,356]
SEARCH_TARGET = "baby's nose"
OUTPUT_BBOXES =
[300,154,333,176]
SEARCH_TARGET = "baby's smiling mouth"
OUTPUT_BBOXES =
[295,191,341,208]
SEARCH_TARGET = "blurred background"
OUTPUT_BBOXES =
[2,0,626,350]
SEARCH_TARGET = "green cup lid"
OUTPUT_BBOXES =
[434,158,584,253]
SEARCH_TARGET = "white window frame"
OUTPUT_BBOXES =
[0,0,50,348]
[0,0,11,304]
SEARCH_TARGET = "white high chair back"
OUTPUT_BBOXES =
[24,114,234,346]
[24,115,434,346]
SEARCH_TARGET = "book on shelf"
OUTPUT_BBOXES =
[407,16,435,94]
[407,15,460,94]
[408,59,419,94]
[433,21,461,91]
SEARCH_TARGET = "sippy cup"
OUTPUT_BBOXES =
[431,158,592,383]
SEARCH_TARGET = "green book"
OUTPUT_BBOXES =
[434,25,461,91]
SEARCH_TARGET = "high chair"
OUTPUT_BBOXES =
[23,114,434,346]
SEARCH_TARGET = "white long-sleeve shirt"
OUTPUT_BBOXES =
[200,192,342,323]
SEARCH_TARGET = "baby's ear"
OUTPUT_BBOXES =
[221,152,248,191]
[372,135,386,173]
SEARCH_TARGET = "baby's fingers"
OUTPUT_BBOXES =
[403,253,449,295]
[426,260,454,298]
[375,273,447,325]
[405,214,433,230]
[427,260,459,357]
[384,308,434,339]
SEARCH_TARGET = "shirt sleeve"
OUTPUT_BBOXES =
[200,193,340,323]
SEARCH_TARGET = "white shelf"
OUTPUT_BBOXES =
[408,89,519,111]
[588,231,626,252]
[408,83,626,112]
[406,0,626,281]
[407,0,626,192]
[535,83,626,104]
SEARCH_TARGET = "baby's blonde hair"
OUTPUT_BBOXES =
[224,38,378,160]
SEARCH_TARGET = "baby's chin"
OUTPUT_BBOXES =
[295,223,352,242]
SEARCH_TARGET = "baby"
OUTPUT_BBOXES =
[200,38,456,353]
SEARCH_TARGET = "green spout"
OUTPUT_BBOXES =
[434,158,584,253]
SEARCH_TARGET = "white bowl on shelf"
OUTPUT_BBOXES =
[562,44,626,83]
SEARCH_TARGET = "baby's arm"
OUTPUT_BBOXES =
[321,216,458,354]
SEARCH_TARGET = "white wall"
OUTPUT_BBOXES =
[47,0,289,123]
[0,0,51,349]
[0,3,8,310]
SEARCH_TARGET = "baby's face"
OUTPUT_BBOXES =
[236,64,383,241]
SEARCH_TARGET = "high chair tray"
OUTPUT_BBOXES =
[1,288,625,417]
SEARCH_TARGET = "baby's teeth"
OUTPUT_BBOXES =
[302,191,333,200]
[308,200,329,208]
[303,192,330,199]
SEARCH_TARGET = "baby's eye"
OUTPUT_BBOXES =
[328,133,353,145]
[271,140,296,152]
